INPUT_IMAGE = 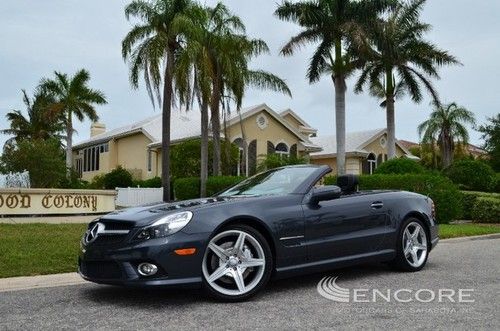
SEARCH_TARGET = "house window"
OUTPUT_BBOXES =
[81,142,109,173]
[147,150,152,172]
[275,143,289,158]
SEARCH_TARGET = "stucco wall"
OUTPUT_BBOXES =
[310,157,363,175]
[281,113,302,131]
[115,133,151,180]
[226,110,301,160]
[362,133,406,158]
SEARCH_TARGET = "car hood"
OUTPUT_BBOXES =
[100,196,249,227]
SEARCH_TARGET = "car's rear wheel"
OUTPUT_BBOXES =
[202,224,272,301]
[392,218,429,271]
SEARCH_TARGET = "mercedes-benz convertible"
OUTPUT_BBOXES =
[79,165,439,301]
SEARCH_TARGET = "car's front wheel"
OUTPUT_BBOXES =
[202,224,272,301]
[392,218,429,271]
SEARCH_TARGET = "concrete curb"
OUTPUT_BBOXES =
[440,233,500,243]
[0,272,88,293]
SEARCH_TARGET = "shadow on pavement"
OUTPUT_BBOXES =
[81,262,403,306]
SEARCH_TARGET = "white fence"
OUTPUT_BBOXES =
[115,187,163,207]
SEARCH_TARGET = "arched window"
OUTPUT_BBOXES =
[275,143,289,158]
[362,153,377,175]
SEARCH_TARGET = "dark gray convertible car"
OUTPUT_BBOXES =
[79,165,439,301]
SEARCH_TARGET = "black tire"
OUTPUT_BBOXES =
[202,224,273,302]
[391,217,430,272]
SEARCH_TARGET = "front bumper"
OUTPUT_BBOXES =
[78,231,210,288]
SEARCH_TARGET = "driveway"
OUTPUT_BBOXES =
[1,237,499,330]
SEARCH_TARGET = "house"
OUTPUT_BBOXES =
[398,139,488,159]
[309,129,418,175]
[72,104,322,181]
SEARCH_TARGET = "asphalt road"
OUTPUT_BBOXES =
[1,237,499,330]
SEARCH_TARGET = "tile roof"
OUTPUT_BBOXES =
[310,128,386,156]
[73,104,321,150]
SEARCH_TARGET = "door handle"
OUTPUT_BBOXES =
[371,202,384,209]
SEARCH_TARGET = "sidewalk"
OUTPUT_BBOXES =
[0,273,87,292]
[0,215,97,224]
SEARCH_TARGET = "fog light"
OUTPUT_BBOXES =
[137,263,158,276]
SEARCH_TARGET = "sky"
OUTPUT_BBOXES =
[1,0,499,149]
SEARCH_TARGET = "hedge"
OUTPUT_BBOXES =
[471,197,500,223]
[461,191,500,222]
[325,174,462,224]
[174,176,245,200]
[444,160,496,192]
[374,158,426,175]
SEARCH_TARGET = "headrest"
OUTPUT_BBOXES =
[337,174,359,194]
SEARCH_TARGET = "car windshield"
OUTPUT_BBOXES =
[218,167,317,197]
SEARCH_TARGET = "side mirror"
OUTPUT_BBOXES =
[309,185,341,205]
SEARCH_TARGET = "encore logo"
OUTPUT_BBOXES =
[317,276,475,303]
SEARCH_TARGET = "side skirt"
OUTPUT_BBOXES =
[273,249,396,280]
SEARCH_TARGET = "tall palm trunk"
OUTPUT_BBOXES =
[65,113,73,176]
[385,71,396,159]
[333,76,346,175]
[386,96,396,159]
[200,100,209,197]
[441,131,453,168]
[162,49,174,202]
[210,72,222,176]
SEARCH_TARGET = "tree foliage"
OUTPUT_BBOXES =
[0,139,66,188]
[418,102,475,168]
[477,114,500,171]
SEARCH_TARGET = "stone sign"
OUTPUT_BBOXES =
[0,189,116,216]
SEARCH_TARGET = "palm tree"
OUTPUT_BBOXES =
[40,70,107,175]
[2,89,63,147]
[177,3,291,195]
[122,0,196,201]
[175,3,245,194]
[418,102,475,168]
[275,0,392,175]
[355,0,459,159]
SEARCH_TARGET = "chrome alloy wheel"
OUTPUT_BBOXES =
[402,221,428,268]
[202,230,266,297]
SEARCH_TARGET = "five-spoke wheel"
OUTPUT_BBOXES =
[393,218,429,271]
[202,225,272,301]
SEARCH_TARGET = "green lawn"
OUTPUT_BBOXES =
[0,223,499,278]
[438,223,500,239]
[0,223,87,278]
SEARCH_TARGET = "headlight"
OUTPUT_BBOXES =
[135,211,193,240]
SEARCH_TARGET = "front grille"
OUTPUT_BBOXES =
[85,220,134,247]
[80,261,123,279]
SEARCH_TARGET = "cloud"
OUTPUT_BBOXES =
[1,0,497,150]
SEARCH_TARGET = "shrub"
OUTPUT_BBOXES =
[374,158,425,175]
[444,160,496,192]
[173,177,200,201]
[257,153,307,172]
[495,173,500,193]
[471,197,500,223]
[174,176,244,200]
[88,174,106,189]
[103,166,133,189]
[0,138,66,188]
[325,174,462,224]
[207,176,245,196]
[170,139,239,178]
[134,176,162,188]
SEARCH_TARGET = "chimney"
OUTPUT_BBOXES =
[90,122,106,137]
